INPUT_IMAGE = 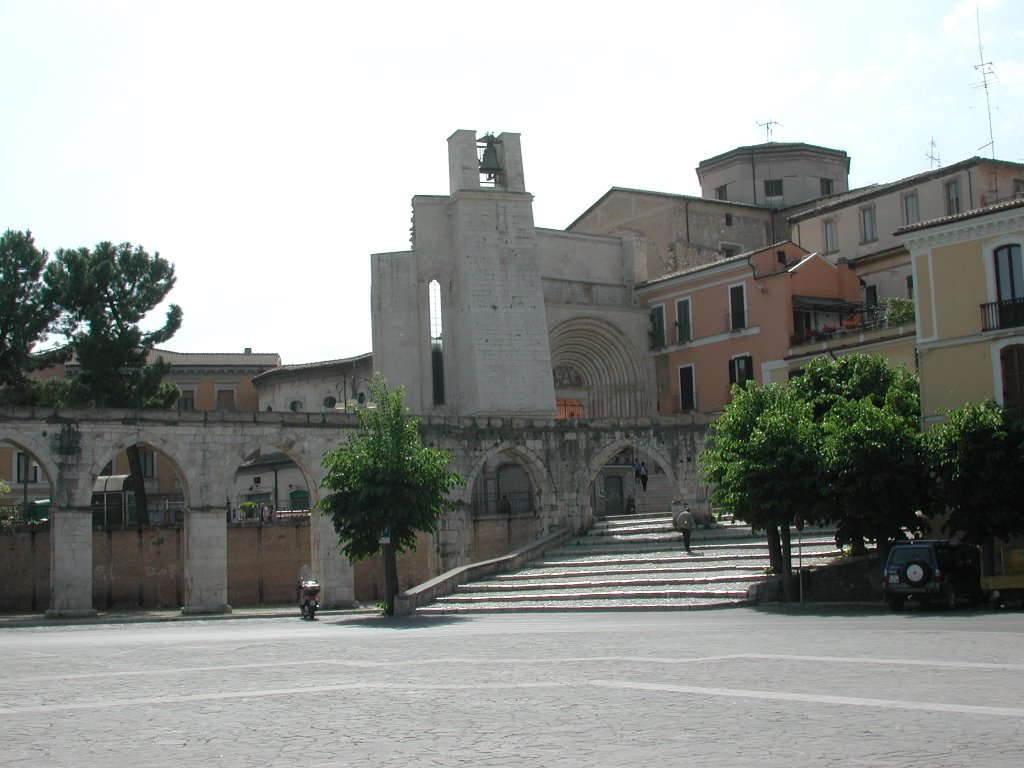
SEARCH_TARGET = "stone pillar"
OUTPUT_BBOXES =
[46,507,97,618]
[310,509,356,608]
[182,509,231,615]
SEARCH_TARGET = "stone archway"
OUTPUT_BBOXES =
[578,436,680,523]
[549,317,649,418]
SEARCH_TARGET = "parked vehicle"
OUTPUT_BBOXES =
[883,539,981,611]
[980,547,1024,608]
[297,565,320,620]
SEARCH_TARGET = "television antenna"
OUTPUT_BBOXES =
[756,120,782,143]
[972,6,998,158]
[926,137,940,170]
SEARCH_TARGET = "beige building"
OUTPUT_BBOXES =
[788,157,1024,308]
[696,141,851,209]
[900,199,1024,426]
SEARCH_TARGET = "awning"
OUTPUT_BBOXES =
[792,295,860,313]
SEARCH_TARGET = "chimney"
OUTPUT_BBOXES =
[244,347,252,354]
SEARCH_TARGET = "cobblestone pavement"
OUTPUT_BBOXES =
[1,607,1023,767]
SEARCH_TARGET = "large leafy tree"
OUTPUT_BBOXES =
[47,241,182,409]
[0,230,65,400]
[701,381,818,596]
[703,354,926,598]
[925,401,1024,547]
[319,374,464,615]
[818,397,926,554]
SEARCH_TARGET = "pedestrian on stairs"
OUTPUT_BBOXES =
[674,504,696,552]
[633,458,641,484]
[639,462,648,491]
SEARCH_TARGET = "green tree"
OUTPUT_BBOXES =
[925,401,1024,547]
[701,381,818,597]
[0,230,65,401]
[47,241,182,409]
[319,374,464,615]
[794,354,925,554]
[818,397,926,554]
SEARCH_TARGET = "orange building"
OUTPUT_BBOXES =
[637,241,862,415]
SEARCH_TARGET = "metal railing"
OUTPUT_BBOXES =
[981,298,1024,332]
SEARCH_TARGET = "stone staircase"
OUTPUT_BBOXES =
[415,511,841,614]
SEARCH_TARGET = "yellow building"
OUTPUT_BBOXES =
[900,199,1024,426]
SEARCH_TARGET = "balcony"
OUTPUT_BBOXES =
[981,298,1024,332]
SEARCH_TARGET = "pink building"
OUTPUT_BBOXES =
[638,241,862,415]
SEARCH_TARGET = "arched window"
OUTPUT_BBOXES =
[429,279,445,405]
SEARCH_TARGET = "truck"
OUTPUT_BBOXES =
[980,546,1024,608]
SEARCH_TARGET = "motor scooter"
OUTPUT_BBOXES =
[297,565,320,620]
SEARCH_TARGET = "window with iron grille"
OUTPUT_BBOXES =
[764,179,783,198]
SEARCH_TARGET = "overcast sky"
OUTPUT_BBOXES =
[3,0,1022,365]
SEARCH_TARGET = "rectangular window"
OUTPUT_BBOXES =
[860,205,877,242]
[906,274,914,298]
[724,213,733,226]
[902,192,919,225]
[716,184,728,201]
[1015,179,1024,199]
[820,178,834,196]
[177,389,195,411]
[823,219,837,253]
[215,389,236,411]
[139,449,155,480]
[865,284,879,307]
[764,179,783,198]
[679,365,695,411]
[945,179,962,215]
[15,452,38,483]
[721,244,740,258]
[729,285,746,330]
[675,298,692,344]
[649,305,666,349]
[728,355,753,388]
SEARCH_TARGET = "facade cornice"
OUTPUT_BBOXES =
[899,206,1024,253]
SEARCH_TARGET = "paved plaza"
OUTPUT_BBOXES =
[1,607,1022,767]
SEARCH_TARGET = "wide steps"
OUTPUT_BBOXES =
[414,512,842,615]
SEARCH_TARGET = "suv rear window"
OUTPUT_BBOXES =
[887,546,936,567]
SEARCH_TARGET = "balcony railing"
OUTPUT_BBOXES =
[981,298,1024,332]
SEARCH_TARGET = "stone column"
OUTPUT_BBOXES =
[310,509,355,608]
[182,508,231,614]
[46,507,97,618]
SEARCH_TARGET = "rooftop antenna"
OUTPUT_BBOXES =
[756,120,782,143]
[972,5,997,158]
[926,137,941,170]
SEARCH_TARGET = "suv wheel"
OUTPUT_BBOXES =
[903,560,932,587]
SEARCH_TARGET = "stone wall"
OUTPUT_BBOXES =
[0,521,435,611]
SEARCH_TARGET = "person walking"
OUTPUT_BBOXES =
[639,462,648,491]
[633,459,642,484]
[674,504,696,551]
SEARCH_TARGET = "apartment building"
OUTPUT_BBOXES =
[637,241,862,415]
[899,198,1024,425]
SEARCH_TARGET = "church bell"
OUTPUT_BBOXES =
[478,135,502,180]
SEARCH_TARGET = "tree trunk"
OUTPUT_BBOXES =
[765,526,783,575]
[382,540,399,616]
[780,524,793,602]
[125,445,150,527]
